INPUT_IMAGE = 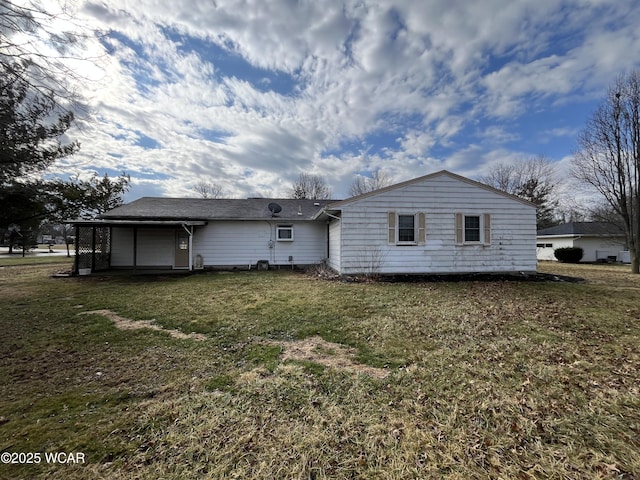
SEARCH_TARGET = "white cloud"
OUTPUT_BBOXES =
[35,0,640,199]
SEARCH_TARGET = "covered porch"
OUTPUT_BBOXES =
[71,220,206,275]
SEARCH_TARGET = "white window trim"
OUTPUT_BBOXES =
[456,213,491,245]
[276,225,294,241]
[463,214,482,244]
[396,213,418,245]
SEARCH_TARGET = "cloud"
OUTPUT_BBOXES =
[43,0,640,199]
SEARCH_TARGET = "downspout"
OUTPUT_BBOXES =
[264,220,275,266]
[323,209,341,220]
[322,209,341,267]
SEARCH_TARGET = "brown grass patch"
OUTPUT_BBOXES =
[270,336,390,379]
[79,309,208,341]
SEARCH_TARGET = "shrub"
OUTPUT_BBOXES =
[554,247,584,263]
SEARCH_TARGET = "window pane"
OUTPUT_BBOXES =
[277,226,293,240]
[398,215,415,242]
[464,216,480,242]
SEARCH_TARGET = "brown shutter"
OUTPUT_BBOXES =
[418,212,426,244]
[388,212,396,244]
[455,213,463,245]
[483,213,491,245]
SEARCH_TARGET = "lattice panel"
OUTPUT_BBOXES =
[76,226,94,269]
[75,226,111,272]
[93,226,110,271]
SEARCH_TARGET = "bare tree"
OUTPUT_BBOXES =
[288,173,332,199]
[572,71,640,273]
[193,181,225,199]
[1,0,100,113]
[348,170,392,196]
[478,156,560,229]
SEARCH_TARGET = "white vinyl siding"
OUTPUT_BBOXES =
[110,227,174,267]
[334,173,536,275]
[110,228,133,266]
[328,218,341,271]
[193,221,326,267]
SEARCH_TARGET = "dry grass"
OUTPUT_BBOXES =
[79,310,208,341]
[0,263,639,479]
[270,336,390,379]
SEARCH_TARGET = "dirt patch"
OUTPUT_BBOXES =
[270,336,390,379]
[79,309,207,341]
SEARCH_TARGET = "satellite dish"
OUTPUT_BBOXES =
[268,202,282,216]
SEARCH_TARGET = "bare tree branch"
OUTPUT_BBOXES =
[478,156,560,229]
[0,0,104,114]
[288,173,332,200]
[193,181,226,199]
[349,170,392,196]
[572,71,640,273]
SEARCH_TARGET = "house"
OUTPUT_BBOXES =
[72,198,333,273]
[536,222,628,263]
[72,170,537,275]
[321,170,536,275]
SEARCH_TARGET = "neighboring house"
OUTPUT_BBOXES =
[72,170,538,275]
[536,222,628,263]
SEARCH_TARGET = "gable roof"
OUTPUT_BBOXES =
[100,198,335,221]
[537,222,625,237]
[324,170,536,211]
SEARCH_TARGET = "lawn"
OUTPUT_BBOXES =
[0,262,638,479]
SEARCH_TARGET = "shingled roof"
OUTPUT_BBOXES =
[99,197,335,221]
[537,222,625,236]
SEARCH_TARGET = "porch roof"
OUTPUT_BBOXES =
[69,219,207,227]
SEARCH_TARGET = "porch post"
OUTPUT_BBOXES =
[189,225,193,271]
[133,227,138,274]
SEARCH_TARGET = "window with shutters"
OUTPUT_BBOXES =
[455,213,491,245]
[388,212,426,245]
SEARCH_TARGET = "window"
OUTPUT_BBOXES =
[398,215,415,242]
[277,225,293,241]
[388,212,426,245]
[177,233,189,250]
[455,213,491,245]
[464,215,481,242]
